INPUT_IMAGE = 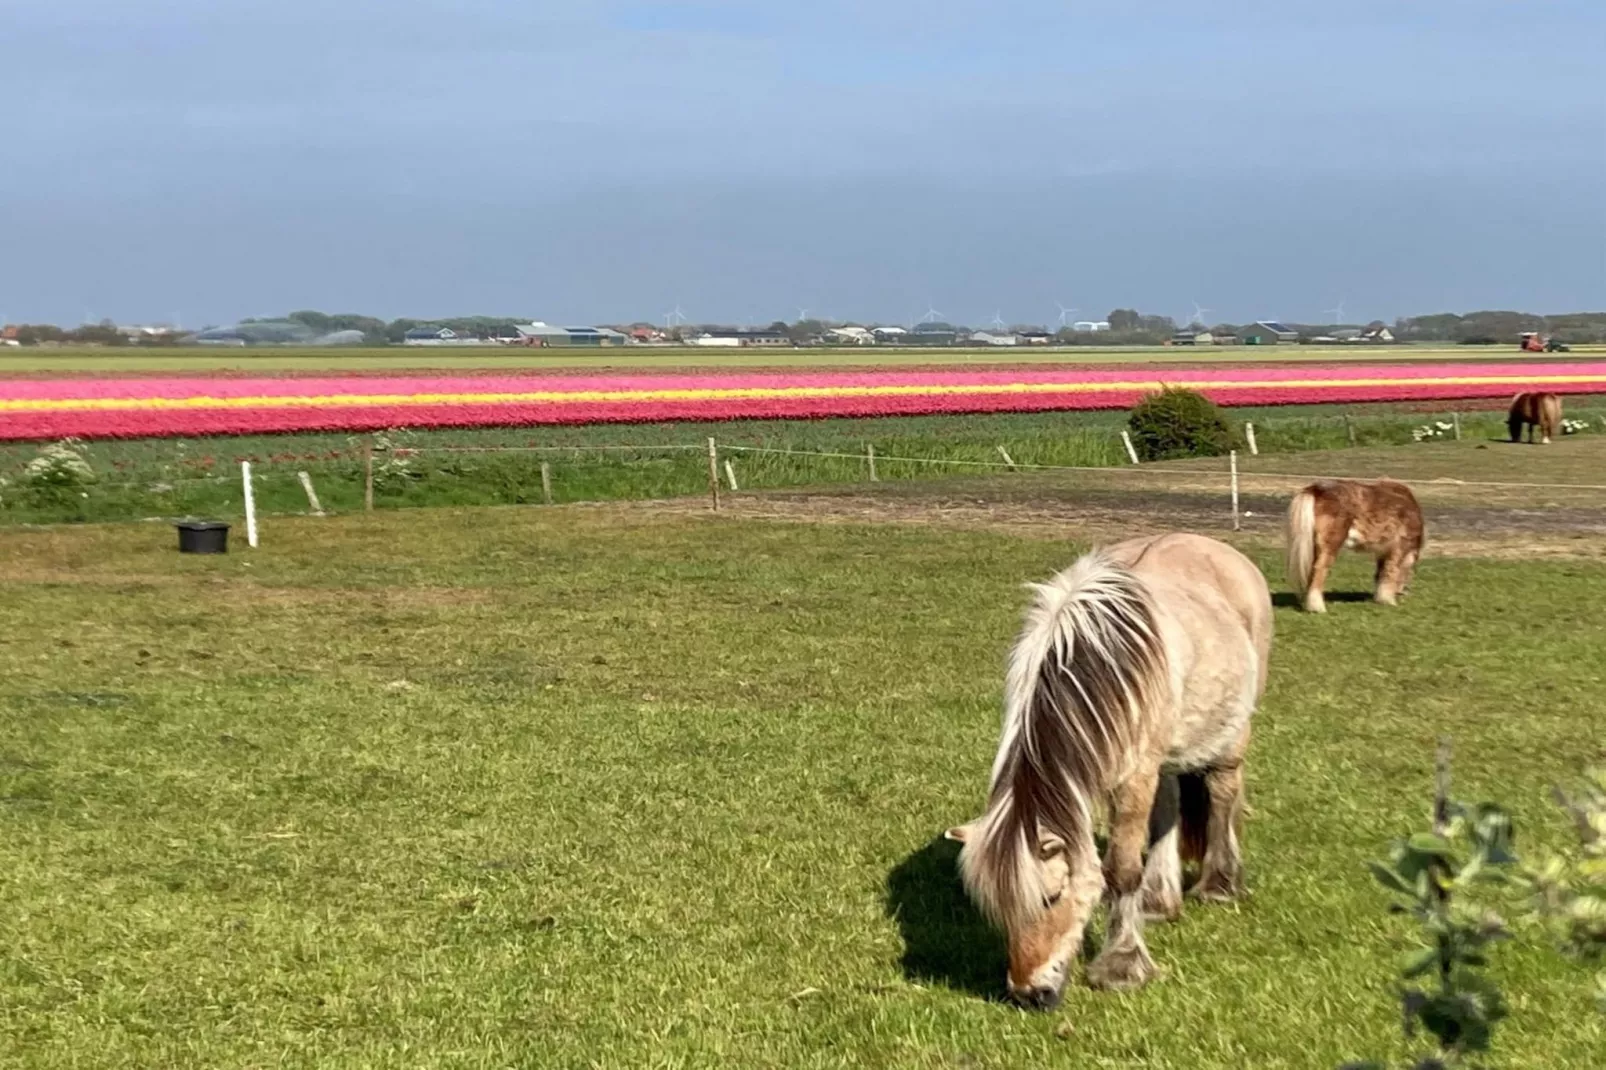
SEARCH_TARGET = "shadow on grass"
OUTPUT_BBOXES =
[1271,591,1376,609]
[883,835,1006,1000]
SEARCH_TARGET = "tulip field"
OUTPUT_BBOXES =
[5,359,1606,440]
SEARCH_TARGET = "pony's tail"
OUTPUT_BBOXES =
[1285,488,1318,601]
[1508,393,1525,443]
[1541,394,1561,442]
[961,552,1168,927]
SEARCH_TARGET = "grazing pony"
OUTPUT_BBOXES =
[1285,478,1423,613]
[1508,392,1562,444]
[944,533,1271,1008]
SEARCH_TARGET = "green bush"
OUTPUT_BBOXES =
[1126,386,1238,462]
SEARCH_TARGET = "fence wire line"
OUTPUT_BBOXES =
[716,444,1606,492]
[391,444,702,455]
[14,435,1606,496]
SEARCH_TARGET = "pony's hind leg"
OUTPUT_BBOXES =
[1087,769,1161,991]
[1193,758,1248,902]
[1141,772,1184,923]
[1304,526,1343,613]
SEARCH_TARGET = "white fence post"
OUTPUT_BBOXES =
[1452,412,1462,440]
[1120,430,1140,465]
[724,458,739,492]
[540,461,553,505]
[296,471,324,516]
[866,443,879,482]
[1244,422,1259,456]
[241,461,259,548]
[1230,450,1240,531]
[996,445,1018,470]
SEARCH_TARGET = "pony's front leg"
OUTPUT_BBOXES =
[1194,758,1247,902]
[1375,551,1406,605]
[1086,769,1160,991]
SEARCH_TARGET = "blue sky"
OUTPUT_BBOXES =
[2,1,1602,326]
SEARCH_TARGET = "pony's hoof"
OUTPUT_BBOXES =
[1086,946,1157,992]
[1141,891,1182,923]
[1191,874,1245,903]
[1304,601,1326,614]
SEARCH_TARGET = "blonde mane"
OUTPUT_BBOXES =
[959,551,1170,930]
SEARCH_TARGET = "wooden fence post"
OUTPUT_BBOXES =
[866,443,879,482]
[1452,412,1462,440]
[1345,414,1358,447]
[296,471,324,516]
[540,461,553,505]
[1245,422,1259,456]
[1230,450,1240,531]
[996,445,1018,470]
[706,437,720,511]
[724,459,739,492]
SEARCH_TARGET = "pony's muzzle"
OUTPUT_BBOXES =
[1008,982,1064,1011]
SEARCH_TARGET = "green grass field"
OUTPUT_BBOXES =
[6,400,1601,527]
[2,440,1605,1068]
[3,343,1600,374]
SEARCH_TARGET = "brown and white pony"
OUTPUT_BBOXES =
[1285,478,1424,613]
[1508,392,1562,444]
[945,533,1271,1008]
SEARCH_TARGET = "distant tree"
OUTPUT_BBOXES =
[1107,308,1140,331]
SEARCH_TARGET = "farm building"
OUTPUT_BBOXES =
[1171,330,1218,346]
[1072,321,1111,332]
[513,323,629,347]
[824,327,874,345]
[1239,321,1301,345]
[689,329,789,347]
[968,331,1019,347]
[403,327,466,345]
[871,326,908,343]
[901,323,963,346]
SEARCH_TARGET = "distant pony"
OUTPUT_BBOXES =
[1286,478,1424,613]
[945,533,1271,1009]
[1508,392,1562,445]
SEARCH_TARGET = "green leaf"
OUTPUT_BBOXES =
[1369,861,1417,896]
[1408,833,1454,857]
[1398,947,1440,979]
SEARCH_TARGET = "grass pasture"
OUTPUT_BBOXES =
[3,439,1606,1068]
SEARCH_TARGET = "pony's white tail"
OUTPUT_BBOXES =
[1285,489,1317,600]
[961,551,1168,928]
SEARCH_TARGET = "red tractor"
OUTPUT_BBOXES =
[1520,332,1570,353]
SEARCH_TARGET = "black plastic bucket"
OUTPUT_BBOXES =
[176,520,229,554]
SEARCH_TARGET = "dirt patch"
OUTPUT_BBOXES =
[637,477,1606,560]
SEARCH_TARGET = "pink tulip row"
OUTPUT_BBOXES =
[3,361,1604,440]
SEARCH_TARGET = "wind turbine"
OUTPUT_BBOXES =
[664,303,686,329]
[1189,301,1212,328]
[1323,299,1347,324]
[921,302,943,324]
[1056,303,1079,327]
[796,306,810,323]
[990,310,1007,330]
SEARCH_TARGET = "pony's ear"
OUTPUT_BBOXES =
[944,820,980,844]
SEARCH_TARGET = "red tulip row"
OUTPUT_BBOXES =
[3,362,1604,440]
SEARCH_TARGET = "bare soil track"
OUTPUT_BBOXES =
[647,436,1606,559]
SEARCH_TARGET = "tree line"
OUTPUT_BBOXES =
[5,308,1606,346]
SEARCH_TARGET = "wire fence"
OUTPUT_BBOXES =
[3,404,1605,530]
